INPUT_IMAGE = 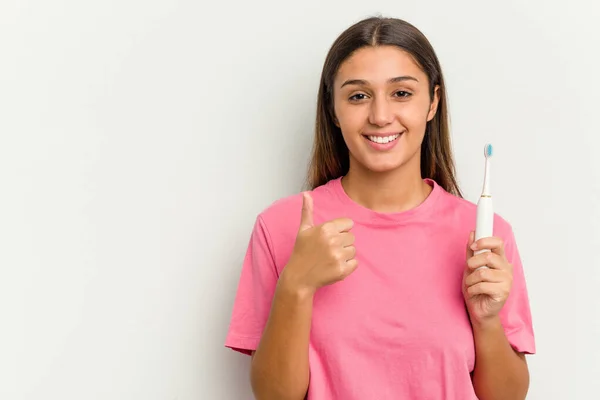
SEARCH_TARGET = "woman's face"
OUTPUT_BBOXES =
[332,45,439,174]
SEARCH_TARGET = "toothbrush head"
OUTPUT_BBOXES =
[484,143,493,158]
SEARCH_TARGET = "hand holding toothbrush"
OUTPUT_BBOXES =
[463,231,513,325]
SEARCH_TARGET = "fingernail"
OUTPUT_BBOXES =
[471,242,477,250]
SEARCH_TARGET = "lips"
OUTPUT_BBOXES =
[362,132,403,151]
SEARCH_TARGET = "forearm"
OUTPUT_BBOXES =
[471,317,529,400]
[250,271,314,400]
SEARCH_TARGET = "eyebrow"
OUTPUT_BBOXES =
[340,76,419,88]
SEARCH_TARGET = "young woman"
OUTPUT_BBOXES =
[225,16,535,400]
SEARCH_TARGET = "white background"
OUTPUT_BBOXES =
[1,0,598,399]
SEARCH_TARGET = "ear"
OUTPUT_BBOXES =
[427,85,440,122]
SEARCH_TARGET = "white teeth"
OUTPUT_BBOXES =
[368,134,400,144]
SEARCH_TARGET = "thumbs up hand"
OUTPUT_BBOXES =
[281,192,358,295]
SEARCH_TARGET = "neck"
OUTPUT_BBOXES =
[341,156,432,214]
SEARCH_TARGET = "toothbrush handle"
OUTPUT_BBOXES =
[474,196,494,268]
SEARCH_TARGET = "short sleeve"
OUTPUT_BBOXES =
[225,215,279,355]
[500,227,536,354]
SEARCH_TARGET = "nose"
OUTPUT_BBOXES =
[368,96,394,127]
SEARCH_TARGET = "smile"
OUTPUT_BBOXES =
[362,132,403,151]
[365,134,400,144]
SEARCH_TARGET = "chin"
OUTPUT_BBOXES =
[362,159,405,173]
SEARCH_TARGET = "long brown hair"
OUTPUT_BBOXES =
[305,16,462,197]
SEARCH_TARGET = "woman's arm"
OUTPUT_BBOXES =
[464,232,532,399]
[471,317,530,400]
[250,193,358,399]
[250,271,314,400]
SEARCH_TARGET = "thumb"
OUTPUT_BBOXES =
[299,192,314,231]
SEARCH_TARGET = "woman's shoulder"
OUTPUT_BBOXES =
[439,189,515,236]
[258,191,304,227]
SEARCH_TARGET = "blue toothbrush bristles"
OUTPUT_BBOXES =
[484,143,493,158]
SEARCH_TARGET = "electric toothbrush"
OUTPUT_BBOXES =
[474,144,493,269]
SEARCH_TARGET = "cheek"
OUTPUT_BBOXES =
[397,103,430,129]
[337,108,365,136]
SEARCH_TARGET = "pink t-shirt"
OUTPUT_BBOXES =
[225,177,535,399]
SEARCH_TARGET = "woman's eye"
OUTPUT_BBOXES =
[395,91,412,98]
[349,93,367,101]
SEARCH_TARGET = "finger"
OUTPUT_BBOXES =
[465,267,505,287]
[330,217,354,233]
[299,192,314,231]
[339,232,355,247]
[345,258,359,273]
[471,236,505,258]
[342,245,356,261]
[466,231,475,258]
[466,282,499,298]
[467,252,506,271]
